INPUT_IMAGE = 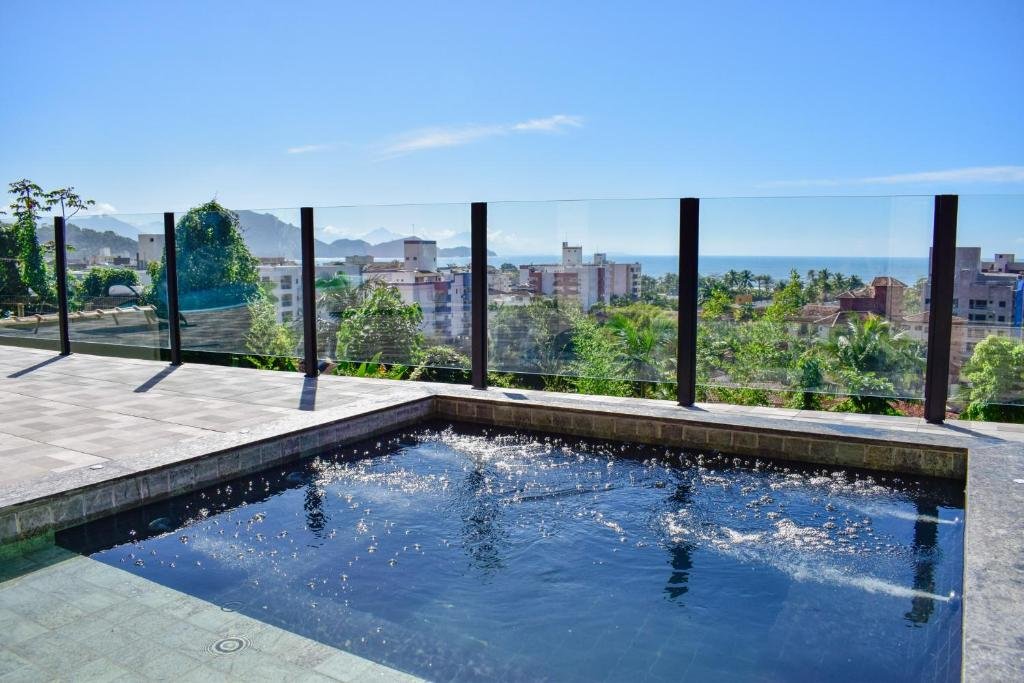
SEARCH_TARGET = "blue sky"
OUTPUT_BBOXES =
[1,1,1022,255]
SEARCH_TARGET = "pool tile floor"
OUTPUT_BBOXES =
[0,540,421,682]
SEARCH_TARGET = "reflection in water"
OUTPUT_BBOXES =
[304,482,328,536]
[460,464,506,574]
[665,482,694,602]
[905,501,939,625]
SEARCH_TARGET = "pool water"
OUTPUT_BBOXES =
[58,422,965,682]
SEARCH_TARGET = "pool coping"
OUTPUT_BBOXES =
[2,381,1022,681]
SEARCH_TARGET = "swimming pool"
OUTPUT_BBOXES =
[56,421,965,682]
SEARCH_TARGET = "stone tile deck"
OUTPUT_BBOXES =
[0,348,415,486]
[0,538,421,682]
[1,345,1022,681]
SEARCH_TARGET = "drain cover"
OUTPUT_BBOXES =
[208,636,249,655]
[220,601,244,612]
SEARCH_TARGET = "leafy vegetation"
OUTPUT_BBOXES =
[336,280,423,364]
[1,180,95,315]
[959,336,1024,422]
[151,201,262,314]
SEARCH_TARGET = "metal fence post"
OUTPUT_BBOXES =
[924,194,958,424]
[677,198,700,406]
[471,202,488,389]
[300,207,319,378]
[163,212,183,365]
[53,216,71,356]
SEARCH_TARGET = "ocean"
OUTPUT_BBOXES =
[428,254,932,285]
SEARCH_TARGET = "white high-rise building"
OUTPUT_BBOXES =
[364,240,471,343]
[516,243,641,310]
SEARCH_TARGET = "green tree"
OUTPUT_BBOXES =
[788,352,826,410]
[0,221,28,310]
[763,269,806,321]
[823,314,924,414]
[314,273,358,356]
[73,266,140,310]
[315,273,355,311]
[152,197,266,315]
[700,287,734,320]
[78,267,140,298]
[336,280,423,364]
[151,201,262,314]
[244,293,299,371]
[489,299,573,379]
[607,308,675,395]
[568,314,630,397]
[738,269,755,290]
[44,186,94,231]
[960,336,1024,422]
[7,179,51,304]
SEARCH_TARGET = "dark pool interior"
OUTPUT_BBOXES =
[57,421,965,682]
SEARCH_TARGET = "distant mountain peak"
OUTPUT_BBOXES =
[361,227,408,244]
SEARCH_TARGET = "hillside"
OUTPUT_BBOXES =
[40,222,138,259]
[71,215,156,239]
[234,210,489,259]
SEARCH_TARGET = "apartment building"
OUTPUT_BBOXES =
[364,240,471,343]
[258,259,302,323]
[517,242,642,310]
[924,248,1024,330]
[137,234,165,268]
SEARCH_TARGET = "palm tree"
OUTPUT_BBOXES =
[830,271,849,294]
[608,312,676,396]
[315,273,357,357]
[739,269,755,291]
[816,268,832,300]
[824,314,924,413]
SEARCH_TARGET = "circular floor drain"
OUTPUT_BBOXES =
[220,601,243,612]
[209,636,249,655]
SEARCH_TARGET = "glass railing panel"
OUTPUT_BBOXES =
[61,212,168,357]
[699,195,933,415]
[950,194,1024,422]
[173,204,303,369]
[313,203,472,382]
[487,199,678,397]
[0,214,64,348]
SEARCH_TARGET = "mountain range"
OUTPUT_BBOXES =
[234,210,490,259]
[57,210,490,261]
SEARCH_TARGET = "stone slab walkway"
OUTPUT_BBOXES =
[0,347,411,487]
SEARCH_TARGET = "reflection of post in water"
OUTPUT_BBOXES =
[304,482,327,535]
[905,501,939,625]
[461,464,505,573]
[665,482,694,602]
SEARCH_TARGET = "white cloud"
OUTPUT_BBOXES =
[286,144,330,154]
[82,202,118,214]
[512,114,584,132]
[763,165,1024,188]
[380,114,583,157]
[319,224,353,239]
